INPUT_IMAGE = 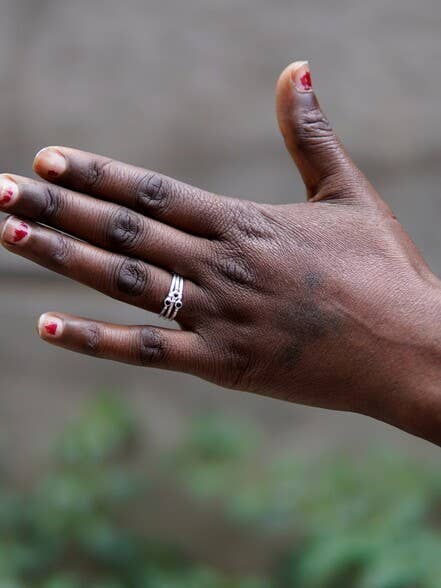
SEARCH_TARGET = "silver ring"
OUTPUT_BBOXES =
[160,273,184,320]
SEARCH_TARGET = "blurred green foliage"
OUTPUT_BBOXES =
[0,396,440,587]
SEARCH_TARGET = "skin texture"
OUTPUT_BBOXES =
[1,62,441,444]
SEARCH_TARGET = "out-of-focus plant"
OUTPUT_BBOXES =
[0,397,264,587]
[1,395,440,588]
[172,419,441,588]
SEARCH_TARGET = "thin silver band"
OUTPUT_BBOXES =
[159,273,184,320]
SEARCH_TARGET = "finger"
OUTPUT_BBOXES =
[0,174,206,278]
[276,61,370,202]
[33,146,238,237]
[37,313,208,374]
[0,216,202,322]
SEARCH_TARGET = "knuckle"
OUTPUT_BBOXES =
[138,327,166,366]
[48,235,72,269]
[135,173,172,216]
[225,202,273,242]
[115,257,149,296]
[39,185,62,221]
[215,253,256,288]
[82,158,112,190]
[295,107,334,149]
[107,208,143,251]
[83,323,102,355]
[223,344,254,390]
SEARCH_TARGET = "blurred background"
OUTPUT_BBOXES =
[1,0,441,585]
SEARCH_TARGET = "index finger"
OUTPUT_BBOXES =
[33,146,235,238]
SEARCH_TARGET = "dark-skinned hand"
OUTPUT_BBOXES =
[2,62,441,444]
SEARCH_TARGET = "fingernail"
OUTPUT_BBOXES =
[38,314,64,338]
[1,217,30,244]
[34,148,67,178]
[291,61,313,93]
[0,177,18,207]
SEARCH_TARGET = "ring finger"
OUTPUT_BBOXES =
[0,216,203,322]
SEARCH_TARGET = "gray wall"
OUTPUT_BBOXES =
[1,0,440,482]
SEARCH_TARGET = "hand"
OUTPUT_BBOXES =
[1,62,441,443]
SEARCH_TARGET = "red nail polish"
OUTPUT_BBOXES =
[299,70,312,91]
[39,315,63,338]
[45,322,58,336]
[0,178,18,206]
[34,149,67,178]
[0,189,13,204]
[292,62,313,93]
[2,218,30,245]
[13,222,29,242]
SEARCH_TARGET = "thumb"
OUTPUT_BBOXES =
[276,61,364,202]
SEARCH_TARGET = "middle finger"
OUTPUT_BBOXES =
[0,175,207,279]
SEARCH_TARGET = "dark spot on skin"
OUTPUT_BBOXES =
[276,271,343,367]
[279,303,337,366]
[304,270,324,292]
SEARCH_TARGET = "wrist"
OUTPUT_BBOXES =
[369,278,441,444]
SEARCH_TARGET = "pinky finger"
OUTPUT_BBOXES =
[37,313,208,375]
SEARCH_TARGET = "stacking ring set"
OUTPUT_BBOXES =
[159,273,184,320]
